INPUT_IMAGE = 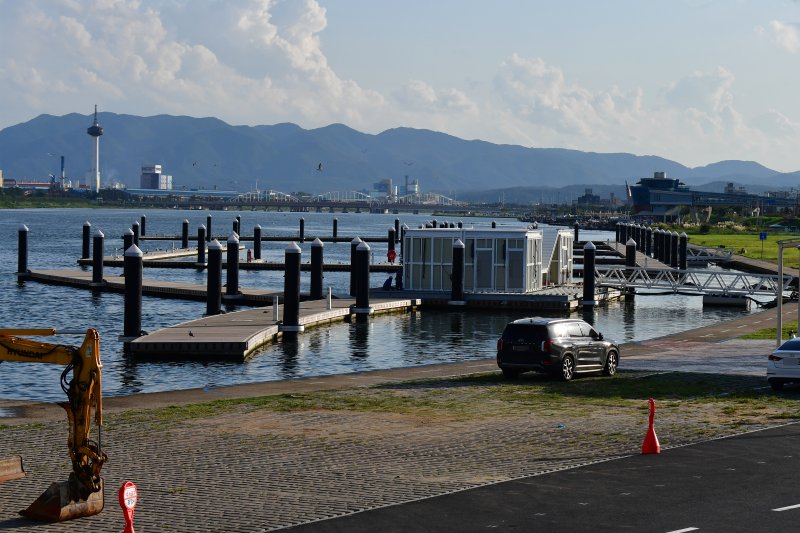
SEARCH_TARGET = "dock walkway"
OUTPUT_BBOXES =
[128,296,420,360]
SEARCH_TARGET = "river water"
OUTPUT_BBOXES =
[0,208,765,402]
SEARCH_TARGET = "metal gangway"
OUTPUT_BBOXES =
[686,246,733,264]
[596,266,791,297]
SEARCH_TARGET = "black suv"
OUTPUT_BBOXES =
[496,317,619,381]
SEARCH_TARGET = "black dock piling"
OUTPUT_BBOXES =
[132,221,140,247]
[394,219,400,242]
[226,232,240,296]
[645,227,652,257]
[92,230,104,285]
[234,216,241,236]
[670,231,679,268]
[206,240,223,315]
[280,242,303,338]
[17,224,29,277]
[140,215,146,237]
[350,237,362,296]
[625,238,637,271]
[82,221,91,259]
[449,239,465,305]
[491,221,496,229]
[388,227,396,253]
[181,219,189,249]
[333,218,338,239]
[679,232,688,270]
[123,228,134,253]
[253,224,262,260]
[354,241,371,323]
[123,244,143,339]
[574,223,579,243]
[299,217,305,243]
[197,225,206,265]
[582,241,596,307]
[206,214,212,241]
[311,238,324,300]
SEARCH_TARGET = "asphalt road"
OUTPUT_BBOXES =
[284,422,800,532]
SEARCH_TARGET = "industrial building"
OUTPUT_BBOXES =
[140,165,173,190]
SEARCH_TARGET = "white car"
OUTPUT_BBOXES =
[767,338,800,390]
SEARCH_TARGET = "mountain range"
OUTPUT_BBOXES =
[0,112,796,202]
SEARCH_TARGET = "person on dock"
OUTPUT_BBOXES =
[247,248,253,263]
[383,276,394,290]
[387,249,397,264]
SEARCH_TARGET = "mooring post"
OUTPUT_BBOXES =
[206,214,212,241]
[625,238,637,272]
[491,221,496,228]
[574,223,580,243]
[197,225,206,264]
[333,218,338,239]
[327,287,332,310]
[234,216,241,236]
[615,222,621,244]
[582,241,597,307]
[206,240,223,316]
[449,239,465,305]
[132,221,140,247]
[253,224,262,260]
[92,230,104,285]
[354,241,372,323]
[670,231,679,268]
[388,227,396,254]
[311,238,324,300]
[299,217,305,243]
[400,224,409,263]
[82,221,91,259]
[679,232,688,270]
[140,215,146,237]
[226,232,240,296]
[458,221,463,229]
[655,229,663,262]
[180,219,189,249]
[350,236,362,296]
[17,224,29,276]
[123,228,134,255]
[123,244,143,339]
[394,219,400,243]
[272,295,280,322]
[645,227,653,257]
[280,242,304,337]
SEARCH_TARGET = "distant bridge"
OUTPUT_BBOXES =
[595,266,790,296]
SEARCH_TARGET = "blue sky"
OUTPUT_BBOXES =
[2,0,800,172]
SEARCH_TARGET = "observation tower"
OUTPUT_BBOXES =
[86,105,104,193]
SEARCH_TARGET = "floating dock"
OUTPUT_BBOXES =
[128,297,421,361]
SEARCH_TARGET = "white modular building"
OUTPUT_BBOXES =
[402,226,574,293]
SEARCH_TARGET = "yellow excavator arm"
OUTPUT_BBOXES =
[0,328,107,522]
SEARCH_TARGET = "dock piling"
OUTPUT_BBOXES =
[299,218,305,243]
[449,239,465,305]
[679,232,688,270]
[123,228,134,254]
[17,224,29,277]
[354,241,372,323]
[123,245,143,339]
[254,225,262,260]
[280,242,303,336]
[670,231,679,268]
[625,238,637,272]
[82,221,91,259]
[311,238,324,300]
[582,241,596,307]
[394,219,400,242]
[140,215,146,237]
[181,219,189,249]
[92,230,104,285]
[206,240,223,315]
[333,218,338,239]
[350,237,362,296]
[132,221,140,247]
[197,225,206,265]
[226,232,240,296]
[206,214,212,242]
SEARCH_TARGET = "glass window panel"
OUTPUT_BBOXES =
[508,250,523,289]
[466,239,475,264]
[495,239,506,263]
[411,265,422,289]
[412,238,423,260]
[465,265,474,289]
[433,238,444,262]
[509,239,523,249]
[478,239,491,248]
[476,250,492,289]
[495,266,506,291]
[443,241,453,263]
[433,265,444,290]
[421,264,431,289]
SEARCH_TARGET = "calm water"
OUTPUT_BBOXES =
[0,208,761,402]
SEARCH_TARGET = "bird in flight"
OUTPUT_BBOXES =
[317,163,323,172]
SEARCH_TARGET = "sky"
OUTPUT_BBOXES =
[2,0,800,172]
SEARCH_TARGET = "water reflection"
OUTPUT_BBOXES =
[279,338,300,378]
[349,322,370,359]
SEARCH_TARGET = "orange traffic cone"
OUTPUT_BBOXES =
[641,397,661,455]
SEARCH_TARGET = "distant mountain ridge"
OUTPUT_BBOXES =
[0,112,793,196]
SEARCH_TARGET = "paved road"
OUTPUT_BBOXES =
[284,423,800,532]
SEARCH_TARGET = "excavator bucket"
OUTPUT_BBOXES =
[19,474,104,522]
[0,455,25,483]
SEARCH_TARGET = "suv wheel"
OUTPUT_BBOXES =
[603,351,618,376]
[560,355,575,381]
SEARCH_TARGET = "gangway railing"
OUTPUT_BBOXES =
[686,246,733,263]
[595,266,790,296]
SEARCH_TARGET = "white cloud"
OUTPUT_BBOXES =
[768,20,800,53]
[394,80,478,114]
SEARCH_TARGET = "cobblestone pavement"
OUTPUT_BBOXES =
[0,305,794,532]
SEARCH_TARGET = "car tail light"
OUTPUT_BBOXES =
[541,339,552,352]
[497,338,503,351]
[769,354,783,361]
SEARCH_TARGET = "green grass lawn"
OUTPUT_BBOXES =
[684,231,800,269]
